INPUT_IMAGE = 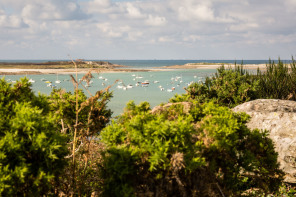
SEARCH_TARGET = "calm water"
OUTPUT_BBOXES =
[0,59,275,116]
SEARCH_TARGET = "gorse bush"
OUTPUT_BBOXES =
[100,101,283,196]
[0,78,68,196]
[171,64,260,107]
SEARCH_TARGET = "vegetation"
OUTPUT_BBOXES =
[99,101,283,196]
[172,58,296,108]
[1,58,296,196]
[0,78,68,196]
[257,58,296,100]
[171,64,259,107]
[0,60,115,69]
[48,68,113,195]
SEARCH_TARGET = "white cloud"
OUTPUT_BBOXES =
[126,2,144,18]
[0,0,295,59]
[146,15,166,26]
[0,14,27,28]
[97,23,130,38]
[177,3,215,22]
[85,0,113,14]
[21,0,89,21]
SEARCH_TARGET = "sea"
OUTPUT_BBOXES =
[0,59,285,117]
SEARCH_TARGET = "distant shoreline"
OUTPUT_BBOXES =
[162,63,267,70]
[0,61,268,75]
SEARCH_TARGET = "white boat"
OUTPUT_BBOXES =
[127,84,133,89]
[154,81,160,83]
[55,73,61,84]
[29,79,35,83]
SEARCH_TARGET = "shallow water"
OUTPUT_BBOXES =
[1,69,216,116]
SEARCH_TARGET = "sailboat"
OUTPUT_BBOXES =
[55,73,61,84]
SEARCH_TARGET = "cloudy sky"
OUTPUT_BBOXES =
[0,0,295,60]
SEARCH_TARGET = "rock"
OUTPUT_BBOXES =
[233,99,296,183]
[151,102,193,114]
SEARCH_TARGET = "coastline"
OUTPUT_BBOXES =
[0,62,267,75]
[0,68,157,75]
[162,63,267,70]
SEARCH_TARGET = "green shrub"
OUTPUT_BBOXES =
[0,78,68,196]
[99,101,283,196]
[48,76,113,195]
[171,65,259,107]
[257,58,296,100]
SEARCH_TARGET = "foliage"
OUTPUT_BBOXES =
[0,78,68,196]
[256,58,296,100]
[171,64,260,107]
[48,70,113,196]
[49,88,112,137]
[99,101,283,196]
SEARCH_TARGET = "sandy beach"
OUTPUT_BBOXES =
[0,68,154,75]
[0,63,268,75]
[162,63,267,70]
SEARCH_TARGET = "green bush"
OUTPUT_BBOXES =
[171,65,259,107]
[0,78,68,196]
[257,58,296,100]
[99,101,283,196]
[48,78,113,195]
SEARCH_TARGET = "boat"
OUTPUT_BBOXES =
[55,73,61,84]
[141,80,150,85]
[127,84,133,89]
[28,79,35,83]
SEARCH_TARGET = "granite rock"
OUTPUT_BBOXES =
[233,99,296,183]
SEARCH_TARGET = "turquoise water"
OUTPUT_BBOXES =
[2,59,272,116]
[1,69,216,116]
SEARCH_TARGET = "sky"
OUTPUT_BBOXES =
[0,0,295,60]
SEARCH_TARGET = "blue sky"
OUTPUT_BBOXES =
[0,0,295,60]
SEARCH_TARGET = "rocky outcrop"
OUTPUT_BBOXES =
[233,99,296,183]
